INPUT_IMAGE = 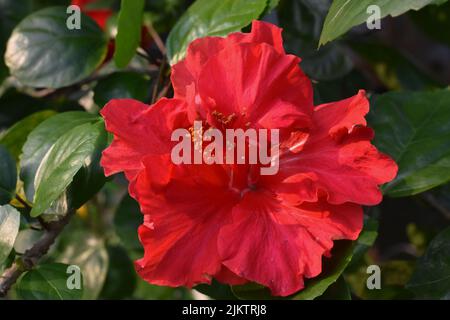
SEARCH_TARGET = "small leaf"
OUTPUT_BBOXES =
[0,205,20,264]
[166,0,267,65]
[58,232,109,300]
[13,229,43,255]
[0,110,56,161]
[68,122,109,210]
[260,0,280,16]
[114,0,145,68]
[20,111,99,201]
[319,0,448,46]
[5,6,108,88]
[267,0,280,11]
[30,122,103,217]
[369,89,450,197]
[0,0,33,83]
[16,263,83,300]
[407,227,450,299]
[0,146,17,205]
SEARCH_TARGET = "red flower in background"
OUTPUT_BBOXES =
[72,0,112,29]
[100,21,398,296]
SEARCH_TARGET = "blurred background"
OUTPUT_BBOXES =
[0,0,449,300]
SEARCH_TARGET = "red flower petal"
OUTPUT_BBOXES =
[218,190,362,296]
[71,0,93,6]
[100,98,189,181]
[198,42,312,130]
[313,90,369,141]
[85,10,112,29]
[171,21,285,120]
[71,0,112,29]
[133,161,238,287]
[99,21,398,296]
[214,265,248,286]
[277,91,398,205]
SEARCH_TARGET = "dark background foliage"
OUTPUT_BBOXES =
[0,0,449,300]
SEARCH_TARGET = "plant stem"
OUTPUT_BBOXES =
[422,193,450,220]
[0,211,74,297]
[152,55,168,104]
[145,21,166,55]
[15,194,31,211]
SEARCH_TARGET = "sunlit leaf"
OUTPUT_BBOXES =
[166,0,267,65]
[5,7,108,88]
[319,0,448,46]
[16,263,83,300]
[0,205,20,265]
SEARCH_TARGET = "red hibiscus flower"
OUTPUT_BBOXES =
[100,21,398,296]
[72,0,112,29]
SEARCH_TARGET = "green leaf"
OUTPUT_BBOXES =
[268,0,280,11]
[94,71,152,107]
[114,0,145,68]
[260,0,280,16]
[369,89,450,197]
[16,263,83,300]
[5,6,108,88]
[293,241,354,300]
[0,250,13,274]
[0,0,33,83]
[13,229,43,254]
[407,227,450,299]
[356,215,379,247]
[58,232,108,300]
[317,276,351,300]
[100,245,136,299]
[319,0,449,46]
[0,146,16,205]
[30,121,104,217]
[20,111,98,201]
[0,110,56,161]
[278,0,353,81]
[67,122,108,210]
[166,0,267,65]
[0,205,20,264]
